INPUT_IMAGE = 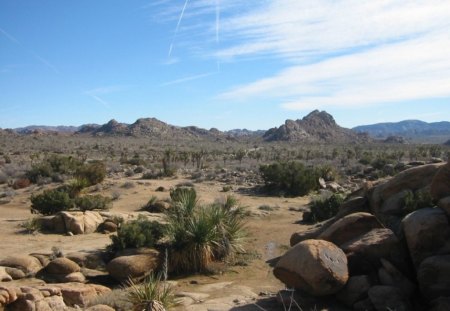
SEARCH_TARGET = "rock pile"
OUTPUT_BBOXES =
[276,160,450,310]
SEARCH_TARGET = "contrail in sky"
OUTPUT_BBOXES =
[168,0,190,58]
[0,27,20,44]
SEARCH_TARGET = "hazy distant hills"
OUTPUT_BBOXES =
[5,111,449,144]
[353,120,450,143]
[263,110,371,143]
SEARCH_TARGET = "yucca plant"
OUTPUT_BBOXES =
[126,273,175,311]
[165,189,247,274]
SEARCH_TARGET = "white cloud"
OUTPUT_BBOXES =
[213,0,450,109]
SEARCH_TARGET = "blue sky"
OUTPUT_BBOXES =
[1,0,449,130]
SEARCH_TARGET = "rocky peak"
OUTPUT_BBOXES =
[302,110,337,128]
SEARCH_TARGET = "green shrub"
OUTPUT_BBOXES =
[75,161,106,186]
[305,193,344,223]
[166,192,246,274]
[31,188,74,215]
[259,161,321,196]
[74,194,112,211]
[403,190,434,215]
[109,215,165,251]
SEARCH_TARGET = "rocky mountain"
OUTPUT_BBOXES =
[353,120,450,142]
[263,110,371,143]
[13,125,80,134]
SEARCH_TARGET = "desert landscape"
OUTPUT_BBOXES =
[0,110,449,310]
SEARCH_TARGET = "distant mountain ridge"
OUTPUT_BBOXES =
[353,120,450,142]
[263,110,371,143]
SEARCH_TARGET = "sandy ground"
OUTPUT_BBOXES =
[0,176,313,310]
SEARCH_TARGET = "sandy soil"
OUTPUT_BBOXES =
[0,176,313,310]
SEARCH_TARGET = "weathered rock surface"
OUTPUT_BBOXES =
[318,212,382,246]
[55,282,111,307]
[274,239,348,296]
[402,207,450,268]
[66,251,105,269]
[430,160,450,201]
[417,255,450,300]
[336,275,371,307]
[438,196,450,216]
[377,258,415,297]
[107,249,160,282]
[0,267,12,282]
[45,257,81,275]
[0,255,42,275]
[368,285,411,311]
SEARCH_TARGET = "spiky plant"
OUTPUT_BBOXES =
[165,189,247,274]
[126,273,175,311]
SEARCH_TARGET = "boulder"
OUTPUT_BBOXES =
[273,239,348,296]
[341,228,405,276]
[97,220,117,233]
[430,160,450,201]
[438,196,450,216]
[66,251,105,269]
[62,272,86,283]
[0,255,42,275]
[55,283,111,307]
[337,196,369,217]
[0,286,18,306]
[107,250,160,283]
[402,207,450,268]
[430,297,450,311]
[60,211,85,234]
[0,267,12,282]
[379,189,412,215]
[4,267,25,280]
[336,275,371,307]
[45,257,81,275]
[318,212,383,246]
[84,211,104,234]
[50,214,66,233]
[368,285,411,311]
[377,258,415,297]
[417,255,450,300]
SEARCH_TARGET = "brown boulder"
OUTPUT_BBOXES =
[84,211,104,234]
[368,285,411,311]
[402,207,450,268]
[107,250,160,283]
[377,258,415,297]
[417,255,450,300]
[0,286,18,306]
[341,228,405,276]
[336,275,372,307]
[318,212,383,246]
[55,283,111,307]
[45,257,81,275]
[97,220,118,233]
[66,251,105,269]
[4,267,25,280]
[0,255,42,275]
[430,160,450,201]
[0,267,12,282]
[60,211,85,234]
[274,239,348,296]
[438,196,450,216]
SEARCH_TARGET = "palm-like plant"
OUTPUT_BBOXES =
[126,273,175,311]
[166,190,247,274]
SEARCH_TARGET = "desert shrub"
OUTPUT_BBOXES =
[31,188,74,215]
[26,163,53,183]
[74,194,112,211]
[121,181,135,189]
[126,273,176,310]
[305,193,344,223]
[403,190,434,215]
[141,195,158,211]
[142,171,161,180]
[21,217,42,233]
[222,185,233,192]
[109,215,165,251]
[75,161,106,186]
[259,161,321,196]
[26,155,83,183]
[59,178,89,198]
[166,191,246,274]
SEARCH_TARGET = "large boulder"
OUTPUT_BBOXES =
[84,211,104,234]
[369,163,444,227]
[45,258,81,275]
[438,196,450,217]
[336,275,372,307]
[368,285,411,311]
[417,255,450,300]
[107,249,160,283]
[377,258,415,297]
[60,211,85,234]
[66,251,105,270]
[402,207,450,268]
[0,267,12,282]
[0,255,42,275]
[430,160,450,201]
[54,283,111,307]
[341,228,406,276]
[0,286,18,306]
[273,239,348,296]
[318,212,383,246]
